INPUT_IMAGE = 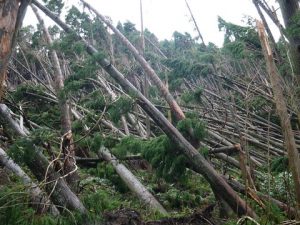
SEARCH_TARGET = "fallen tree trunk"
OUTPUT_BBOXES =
[0,147,60,215]
[32,1,256,217]
[98,146,168,216]
[0,103,87,214]
[226,176,297,217]
[80,0,185,121]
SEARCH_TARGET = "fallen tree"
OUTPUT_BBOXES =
[98,146,168,216]
[0,104,87,213]
[32,0,256,217]
[0,147,60,215]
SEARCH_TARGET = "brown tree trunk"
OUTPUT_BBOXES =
[257,20,300,215]
[31,5,79,192]
[0,0,21,100]
[32,0,257,217]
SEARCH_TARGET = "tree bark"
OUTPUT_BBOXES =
[0,0,29,100]
[32,1,256,218]
[257,20,300,215]
[31,5,79,191]
[98,146,168,215]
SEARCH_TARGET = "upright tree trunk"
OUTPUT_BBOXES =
[257,20,300,215]
[278,0,300,77]
[139,0,151,139]
[31,5,79,191]
[0,0,29,100]
[32,0,256,217]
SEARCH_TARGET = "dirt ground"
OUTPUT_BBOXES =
[104,207,216,225]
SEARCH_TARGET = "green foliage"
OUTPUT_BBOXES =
[83,188,122,214]
[176,117,206,140]
[181,87,203,104]
[43,0,64,16]
[108,96,133,123]
[260,172,295,201]
[111,136,142,158]
[0,184,95,225]
[81,90,106,112]
[286,11,300,39]
[63,54,103,98]
[0,184,57,225]
[222,41,245,59]
[259,202,286,224]
[173,31,194,52]
[87,163,129,193]
[163,57,212,91]
[52,32,80,56]
[10,84,61,128]
[270,156,289,174]
[199,146,209,159]
[160,187,202,209]
[112,135,188,182]
[218,16,261,59]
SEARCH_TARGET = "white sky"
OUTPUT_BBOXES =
[24,0,281,46]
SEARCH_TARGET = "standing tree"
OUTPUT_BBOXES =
[278,0,300,77]
[0,0,29,100]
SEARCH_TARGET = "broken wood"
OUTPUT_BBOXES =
[32,1,256,217]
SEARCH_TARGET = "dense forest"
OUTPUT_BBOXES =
[1,0,300,224]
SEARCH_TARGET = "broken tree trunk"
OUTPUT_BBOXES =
[0,0,29,100]
[0,103,87,214]
[0,147,60,216]
[257,20,300,215]
[98,146,168,216]
[31,4,79,192]
[32,1,256,217]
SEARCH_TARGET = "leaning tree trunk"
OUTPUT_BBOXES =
[98,146,168,215]
[0,147,60,215]
[278,0,300,78]
[257,20,300,215]
[80,0,185,121]
[0,104,87,213]
[0,0,29,100]
[31,5,79,192]
[32,0,256,218]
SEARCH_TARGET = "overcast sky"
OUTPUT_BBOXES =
[25,0,280,46]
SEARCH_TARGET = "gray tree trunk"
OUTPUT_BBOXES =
[32,1,256,217]
[0,147,60,215]
[278,0,300,77]
[0,103,87,214]
[98,146,168,215]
